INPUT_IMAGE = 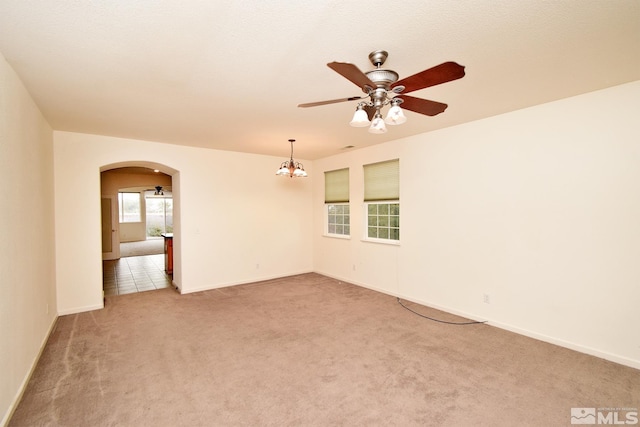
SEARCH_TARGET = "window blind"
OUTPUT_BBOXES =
[364,159,399,201]
[324,168,349,203]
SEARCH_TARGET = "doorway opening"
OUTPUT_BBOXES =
[100,164,178,296]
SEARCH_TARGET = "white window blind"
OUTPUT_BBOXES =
[324,168,350,203]
[364,159,399,201]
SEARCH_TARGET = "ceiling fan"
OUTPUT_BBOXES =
[298,50,465,133]
[143,186,171,196]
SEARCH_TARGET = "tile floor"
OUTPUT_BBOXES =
[103,254,173,296]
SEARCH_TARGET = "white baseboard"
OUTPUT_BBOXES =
[179,270,315,295]
[316,271,640,371]
[57,302,104,316]
[480,319,640,371]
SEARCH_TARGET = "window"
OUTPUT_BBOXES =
[367,202,399,240]
[364,159,399,242]
[325,168,350,237]
[145,192,173,236]
[118,192,141,223]
[327,204,350,236]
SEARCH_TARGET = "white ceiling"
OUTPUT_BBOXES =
[1,1,638,160]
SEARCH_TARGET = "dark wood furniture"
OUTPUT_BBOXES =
[161,233,173,274]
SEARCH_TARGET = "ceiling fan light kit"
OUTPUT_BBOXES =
[276,139,307,178]
[299,50,465,133]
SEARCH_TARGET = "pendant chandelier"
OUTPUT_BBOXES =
[276,139,307,178]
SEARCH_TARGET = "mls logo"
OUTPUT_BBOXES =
[571,408,596,424]
[571,407,639,425]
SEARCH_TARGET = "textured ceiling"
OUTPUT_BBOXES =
[1,1,638,160]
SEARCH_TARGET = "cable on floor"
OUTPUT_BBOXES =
[397,297,487,325]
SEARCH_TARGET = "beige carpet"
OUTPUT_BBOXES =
[119,238,164,257]
[9,274,640,426]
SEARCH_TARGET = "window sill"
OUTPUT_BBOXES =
[323,234,351,240]
[361,237,400,246]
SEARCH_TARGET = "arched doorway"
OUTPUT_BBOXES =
[100,162,180,296]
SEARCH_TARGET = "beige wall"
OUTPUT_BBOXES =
[53,132,314,314]
[313,81,640,369]
[0,53,57,424]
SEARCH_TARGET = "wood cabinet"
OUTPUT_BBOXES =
[161,233,173,275]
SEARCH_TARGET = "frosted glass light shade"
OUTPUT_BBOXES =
[350,108,370,127]
[368,116,387,134]
[276,164,291,176]
[384,105,407,125]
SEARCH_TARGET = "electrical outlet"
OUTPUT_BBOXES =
[483,294,490,304]
[256,263,260,269]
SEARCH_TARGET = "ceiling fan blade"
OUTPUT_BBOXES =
[392,62,465,93]
[397,95,448,116]
[298,95,366,108]
[327,62,377,92]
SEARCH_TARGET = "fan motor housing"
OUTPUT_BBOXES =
[365,69,399,89]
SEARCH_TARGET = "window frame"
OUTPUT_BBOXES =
[118,192,142,223]
[324,202,351,239]
[144,191,174,236]
[362,200,400,245]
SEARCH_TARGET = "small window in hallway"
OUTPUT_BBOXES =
[118,192,141,223]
